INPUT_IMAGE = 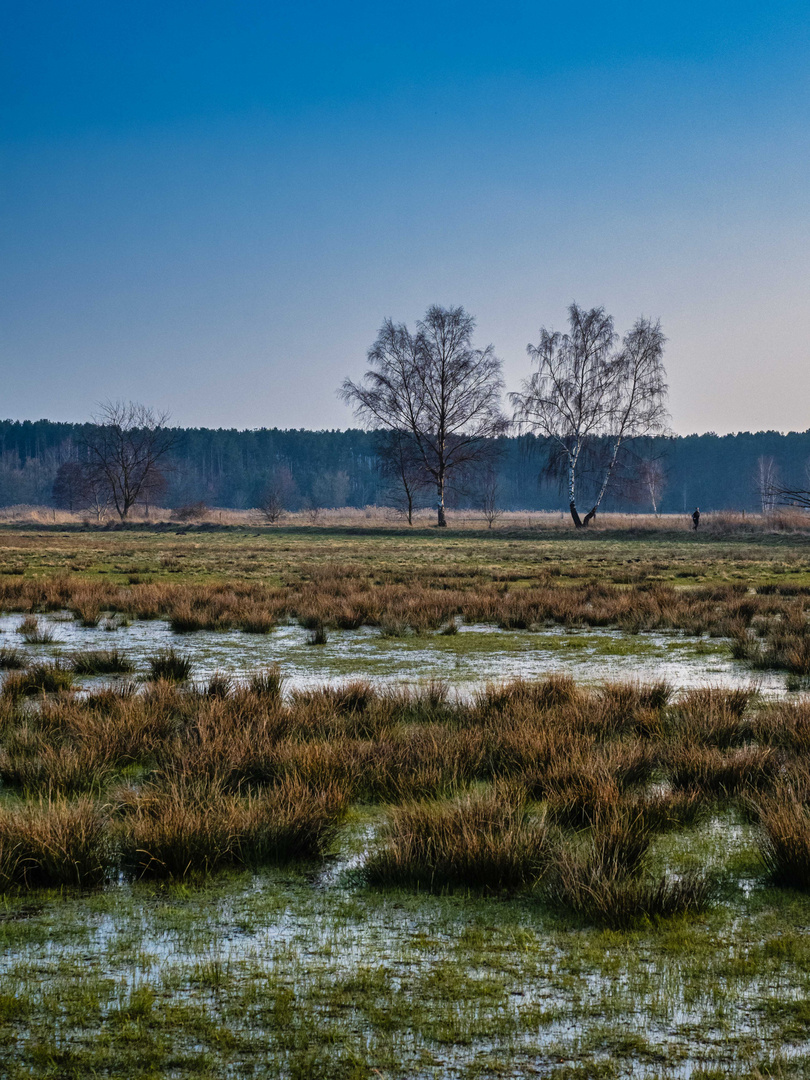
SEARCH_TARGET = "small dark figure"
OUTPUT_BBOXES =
[692,507,700,531]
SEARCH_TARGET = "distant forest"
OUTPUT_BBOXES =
[1,418,809,515]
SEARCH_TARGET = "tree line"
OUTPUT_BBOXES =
[0,417,809,521]
[0,300,808,521]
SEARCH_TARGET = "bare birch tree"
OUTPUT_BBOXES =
[341,305,505,526]
[755,456,780,515]
[82,401,175,521]
[758,458,810,511]
[637,457,668,516]
[511,304,668,527]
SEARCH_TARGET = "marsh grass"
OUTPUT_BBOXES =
[363,788,551,893]
[1,565,809,681]
[1,662,74,697]
[15,615,56,644]
[0,646,26,670]
[0,796,108,890]
[147,649,192,682]
[0,666,795,917]
[71,649,135,675]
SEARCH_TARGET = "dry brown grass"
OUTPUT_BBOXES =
[0,668,796,913]
[0,570,806,658]
[118,774,348,878]
[363,787,551,893]
[0,796,109,890]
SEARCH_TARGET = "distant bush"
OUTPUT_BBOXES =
[171,502,210,522]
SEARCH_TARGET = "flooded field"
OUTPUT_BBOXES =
[0,610,791,696]
[2,809,810,1078]
[1,527,809,1077]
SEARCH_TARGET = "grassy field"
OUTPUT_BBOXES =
[2,518,810,588]
[1,522,810,1077]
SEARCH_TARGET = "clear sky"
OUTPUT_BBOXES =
[3,1,809,435]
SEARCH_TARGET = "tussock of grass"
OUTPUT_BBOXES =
[120,775,348,878]
[1,662,74,697]
[306,623,328,646]
[15,615,55,644]
[248,665,284,700]
[71,649,135,675]
[363,789,550,894]
[0,646,27,670]
[0,797,109,891]
[543,809,715,928]
[668,744,777,795]
[756,794,810,890]
[147,649,192,682]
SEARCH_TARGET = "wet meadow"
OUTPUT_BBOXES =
[1,519,810,1077]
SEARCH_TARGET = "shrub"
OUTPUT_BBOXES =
[171,502,209,522]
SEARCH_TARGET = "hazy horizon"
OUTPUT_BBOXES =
[4,3,810,437]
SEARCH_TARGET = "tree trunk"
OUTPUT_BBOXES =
[582,508,596,526]
[568,455,584,527]
[437,473,447,527]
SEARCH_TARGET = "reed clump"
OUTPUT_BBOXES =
[71,649,135,675]
[119,775,348,879]
[1,662,74,697]
[0,797,109,891]
[147,649,192,682]
[363,788,551,894]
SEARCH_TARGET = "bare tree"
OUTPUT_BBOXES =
[759,459,810,511]
[755,456,780,515]
[84,469,113,523]
[511,304,668,527]
[479,467,504,529]
[341,305,506,527]
[258,466,297,524]
[637,457,668,516]
[82,401,175,521]
[377,429,429,525]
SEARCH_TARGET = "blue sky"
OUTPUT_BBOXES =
[3,1,810,433]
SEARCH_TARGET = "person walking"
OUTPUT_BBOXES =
[692,507,700,530]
